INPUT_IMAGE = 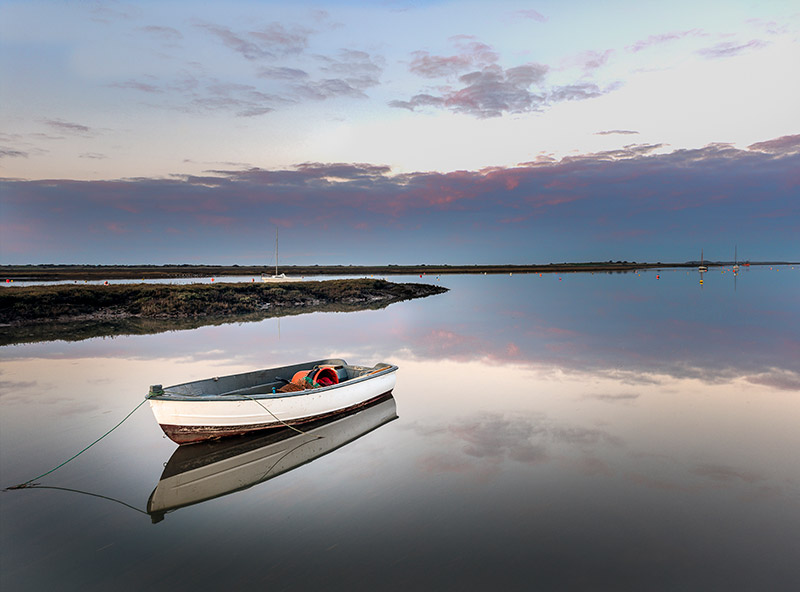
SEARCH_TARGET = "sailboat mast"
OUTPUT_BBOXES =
[275,228,279,276]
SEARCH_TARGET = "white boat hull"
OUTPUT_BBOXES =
[261,274,303,282]
[147,359,397,444]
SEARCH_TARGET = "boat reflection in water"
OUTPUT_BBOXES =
[147,394,397,523]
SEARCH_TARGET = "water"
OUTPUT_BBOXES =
[1,267,798,591]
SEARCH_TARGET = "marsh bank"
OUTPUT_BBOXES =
[0,278,447,346]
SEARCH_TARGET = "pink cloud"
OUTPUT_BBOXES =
[196,214,236,227]
[546,326,580,337]
[514,9,547,23]
[626,29,705,52]
[105,222,127,233]
[697,39,768,59]
[747,134,800,155]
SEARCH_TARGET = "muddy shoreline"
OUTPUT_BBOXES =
[0,279,447,346]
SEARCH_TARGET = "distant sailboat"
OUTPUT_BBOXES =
[262,228,302,282]
[698,249,708,273]
[733,245,739,273]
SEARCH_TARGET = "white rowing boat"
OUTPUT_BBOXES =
[146,359,397,444]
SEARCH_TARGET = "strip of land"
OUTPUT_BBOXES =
[0,279,447,346]
[2,260,790,281]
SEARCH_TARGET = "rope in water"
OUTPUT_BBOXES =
[6,385,325,490]
[11,484,148,514]
[5,398,149,490]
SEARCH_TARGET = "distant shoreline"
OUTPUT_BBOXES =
[1,261,794,281]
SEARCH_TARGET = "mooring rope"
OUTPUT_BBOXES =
[158,384,321,439]
[5,397,149,490]
[9,484,148,514]
[242,394,323,439]
[5,386,324,491]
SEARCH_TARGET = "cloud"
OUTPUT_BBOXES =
[547,82,604,102]
[1,136,797,269]
[513,9,547,23]
[448,65,548,118]
[292,162,392,180]
[408,38,499,78]
[393,62,550,118]
[110,45,380,115]
[295,78,363,101]
[744,369,800,391]
[626,29,705,52]
[111,79,164,93]
[387,93,445,111]
[112,75,284,117]
[89,2,140,23]
[197,82,281,117]
[257,66,310,81]
[42,118,94,136]
[692,464,764,484]
[140,25,183,42]
[747,134,800,155]
[0,148,29,159]
[595,130,639,136]
[198,23,270,60]
[591,393,641,403]
[104,221,128,234]
[250,22,310,55]
[298,49,383,98]
[561,143,665,162]
[696,39,768,59]
[393,38,618,118]
[197,22,309,60]
[562,49,614,72]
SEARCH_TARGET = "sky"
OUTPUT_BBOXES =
[1,0,798,265]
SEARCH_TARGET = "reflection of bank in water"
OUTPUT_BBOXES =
[147,394,397,523]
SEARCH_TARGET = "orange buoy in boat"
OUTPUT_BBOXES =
[291,367,340,388]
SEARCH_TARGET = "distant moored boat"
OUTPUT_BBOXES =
[262,228,302,282]
[698,249,708,273]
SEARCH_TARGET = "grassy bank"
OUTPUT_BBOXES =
[0,279,447,346]
[1,260,779,281]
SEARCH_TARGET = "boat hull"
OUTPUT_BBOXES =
[156,390,393,443]
[261,274,303,283]
[147,360,397,444]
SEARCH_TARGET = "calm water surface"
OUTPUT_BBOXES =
[2,268,798,591]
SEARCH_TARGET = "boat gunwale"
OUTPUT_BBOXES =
[146,361,398,403]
